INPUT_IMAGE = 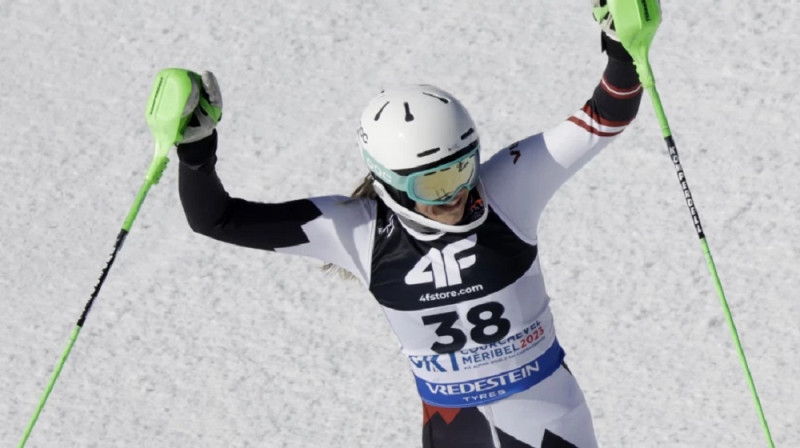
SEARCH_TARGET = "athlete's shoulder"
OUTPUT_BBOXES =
[307,195,378,225]
[481,134,546,181]
[273,195,378,284]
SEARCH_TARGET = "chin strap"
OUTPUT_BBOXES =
[372,180,489,236]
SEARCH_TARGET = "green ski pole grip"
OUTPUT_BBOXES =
[606,0,661,88]
[145,68,197,161]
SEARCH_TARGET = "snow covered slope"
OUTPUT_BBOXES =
[1,1,797,446]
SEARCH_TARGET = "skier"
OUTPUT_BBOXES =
[173,4,650,447]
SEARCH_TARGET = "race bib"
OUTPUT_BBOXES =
[396,305,564,407]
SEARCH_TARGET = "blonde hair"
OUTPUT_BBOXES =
[348,174,378,200]
[321,175,376,279]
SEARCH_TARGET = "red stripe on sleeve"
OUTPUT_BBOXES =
[600,77,643,99]
[580,103,634,127]
[567,116,624,137]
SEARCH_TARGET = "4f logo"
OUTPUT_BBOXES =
[405,235,477,288]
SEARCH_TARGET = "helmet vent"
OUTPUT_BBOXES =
[460,128,475,140]
[417,148,441,158]
[423,92,450,103]
[374,101,390,121]
[404,102,414,122]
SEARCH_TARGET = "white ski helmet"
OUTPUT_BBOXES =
[357,85,488,233]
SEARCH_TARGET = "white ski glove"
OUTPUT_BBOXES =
[179,71,223,144]
[592,0,619,41]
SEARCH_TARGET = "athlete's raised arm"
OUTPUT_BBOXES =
[481,30,642,242]
[174,77,374,282]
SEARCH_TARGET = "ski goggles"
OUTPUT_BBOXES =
[364,143,480,205]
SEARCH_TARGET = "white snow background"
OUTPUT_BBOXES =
[1,1,798,447]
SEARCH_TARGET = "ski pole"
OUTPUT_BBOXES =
[607,1,775,446]
[18,68,196,448]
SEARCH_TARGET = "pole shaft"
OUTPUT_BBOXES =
[18,164,162,448]
[18,327,81,448]
[644,82,774,447]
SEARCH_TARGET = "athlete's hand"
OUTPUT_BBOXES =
[592,0,661,65]
[592,0,618,41]
[179,70,223,144]
[591,0,640,62]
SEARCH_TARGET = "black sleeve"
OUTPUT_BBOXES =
[176,132,322,251]
[588,34,643,124]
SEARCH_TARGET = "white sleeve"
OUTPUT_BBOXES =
[274,196,376,285]
[480,114,629,243]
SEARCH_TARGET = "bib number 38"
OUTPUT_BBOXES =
[421,302,511,354]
